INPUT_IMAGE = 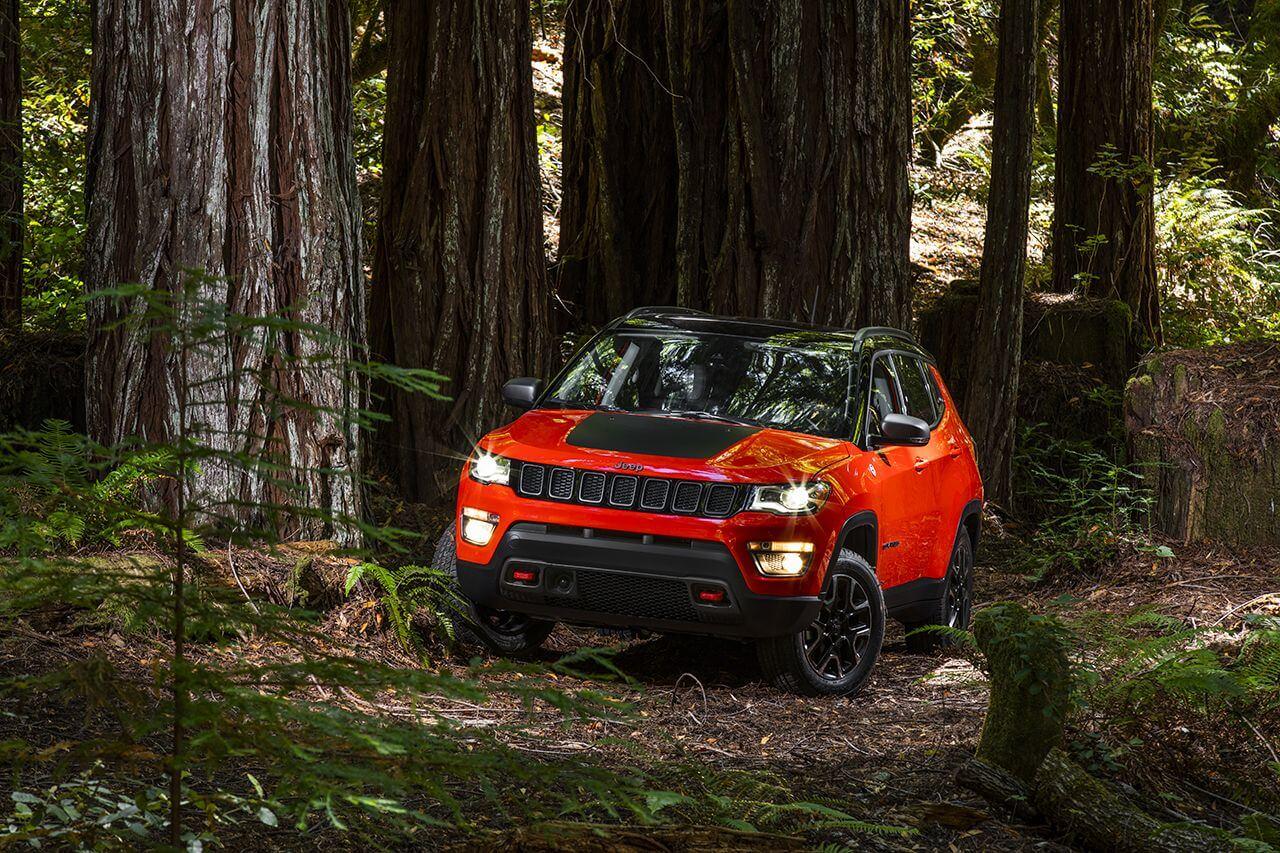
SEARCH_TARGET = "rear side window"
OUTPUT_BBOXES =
[925,364,946,421]
[892,354,937,425]
[867,357,903,439]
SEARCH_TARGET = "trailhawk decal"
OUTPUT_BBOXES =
[566,411,759,459]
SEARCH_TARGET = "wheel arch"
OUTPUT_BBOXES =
[959,499,982,559]
[834,510,879,573]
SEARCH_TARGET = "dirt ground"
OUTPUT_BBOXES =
[7,530,1273,850]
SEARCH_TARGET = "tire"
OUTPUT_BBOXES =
[434,522,555,656]
[903,525,975,654]
[756,550,886,697]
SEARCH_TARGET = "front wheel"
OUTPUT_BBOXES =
[433,522,555,656]
[756,550,886,696]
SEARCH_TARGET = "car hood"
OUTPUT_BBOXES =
[480,409,850,483]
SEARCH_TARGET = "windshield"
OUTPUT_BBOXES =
[544,330,856,439]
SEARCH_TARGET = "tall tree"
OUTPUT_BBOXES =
[0,0,19,330]
[370,0,547,502]
[559,0,913,330]
[964,0,1039,510]
[85,0,364,535]
[558,0,679,327]
[1051,0,1160,344]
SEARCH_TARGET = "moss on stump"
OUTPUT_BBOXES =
[1125,343,1280,547]
[972,602,1072,782]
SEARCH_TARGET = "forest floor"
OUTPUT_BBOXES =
[5,530,1277,850]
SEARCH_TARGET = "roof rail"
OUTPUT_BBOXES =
[852,325,916,344]
[620,305,711,320]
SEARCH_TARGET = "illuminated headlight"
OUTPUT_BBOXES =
[469,452,511,486]
[748,481,830,515]
[460,507,499,546]
[748,541,815,576]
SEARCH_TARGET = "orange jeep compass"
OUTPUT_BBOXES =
[435,308,983,696]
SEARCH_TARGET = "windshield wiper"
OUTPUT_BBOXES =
[635,408,753,426]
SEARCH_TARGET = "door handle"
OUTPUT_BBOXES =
[913,458,929,473]
[947,438,961,459]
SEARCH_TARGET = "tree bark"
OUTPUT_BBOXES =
[963,0,1038,510]
[1051,0,1160,345]
[369,0,547,503]
[666,0,913,328]
[85,0,364,539]
[0,0,19,329]
[558,0,913,330]
[557,0,679,328]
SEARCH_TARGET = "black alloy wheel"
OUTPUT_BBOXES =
[803,571,875,681]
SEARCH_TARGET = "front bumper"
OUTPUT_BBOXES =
[457,522,822,639]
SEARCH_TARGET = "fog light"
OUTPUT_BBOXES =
[460,507,499,546]
[748,541,815,576]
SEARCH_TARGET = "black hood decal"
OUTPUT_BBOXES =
[565,412,759,459]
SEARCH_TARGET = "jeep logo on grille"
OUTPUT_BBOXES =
[614,461,644,472]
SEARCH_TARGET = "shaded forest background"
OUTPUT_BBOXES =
[0,0,1277,850]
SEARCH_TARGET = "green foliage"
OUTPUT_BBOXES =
[1012,424,1155,581]
[1156,176,1280,344]
[344,561,460,653]
[0,420,176,552]
[21,0,92,330]
[911,0,997,160]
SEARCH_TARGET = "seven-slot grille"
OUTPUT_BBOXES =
[515,461,745,519]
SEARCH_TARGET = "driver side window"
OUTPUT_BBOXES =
[867,356,903,441]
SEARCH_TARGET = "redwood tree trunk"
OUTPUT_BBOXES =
[668,0,913,327]
[557,0,678,328]
[85,0,364,538]
[370,0,547,503]
[1051,0,1159,344]
[0,0,19,329]
[558,0,913,330]
[964,0,1039,510]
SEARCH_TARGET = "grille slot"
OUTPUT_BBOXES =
[566,570,698,622]
[549,468,575,500]
[578,471,607,503]
[672,481,703,513]
[703,483,738,517]
[518,463,545,496]
[640,478,670,510]
[609,476,638,507]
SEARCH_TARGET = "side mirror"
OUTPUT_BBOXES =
[876,413,931,447]
[502,377,542,410]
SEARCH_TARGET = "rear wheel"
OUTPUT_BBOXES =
[756,550,885,696]
[434,522,554,656]
[903,526,974,653]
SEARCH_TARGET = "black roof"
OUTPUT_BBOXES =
[609,306,925,355]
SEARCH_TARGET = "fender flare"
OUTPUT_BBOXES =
[833,510,879,573]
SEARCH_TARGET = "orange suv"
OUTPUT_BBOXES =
[436,308,983,696]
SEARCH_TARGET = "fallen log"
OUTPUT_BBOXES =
[1033,748,1232,853]
[954,758,1038,822]
[447,821,807,852]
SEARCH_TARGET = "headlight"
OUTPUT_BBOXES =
[748,481,830,515]
[469,452,511,486]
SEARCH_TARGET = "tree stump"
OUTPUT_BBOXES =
[1125,343,1280,547]
[971,602,1072,782]
[919,284,1133,412]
